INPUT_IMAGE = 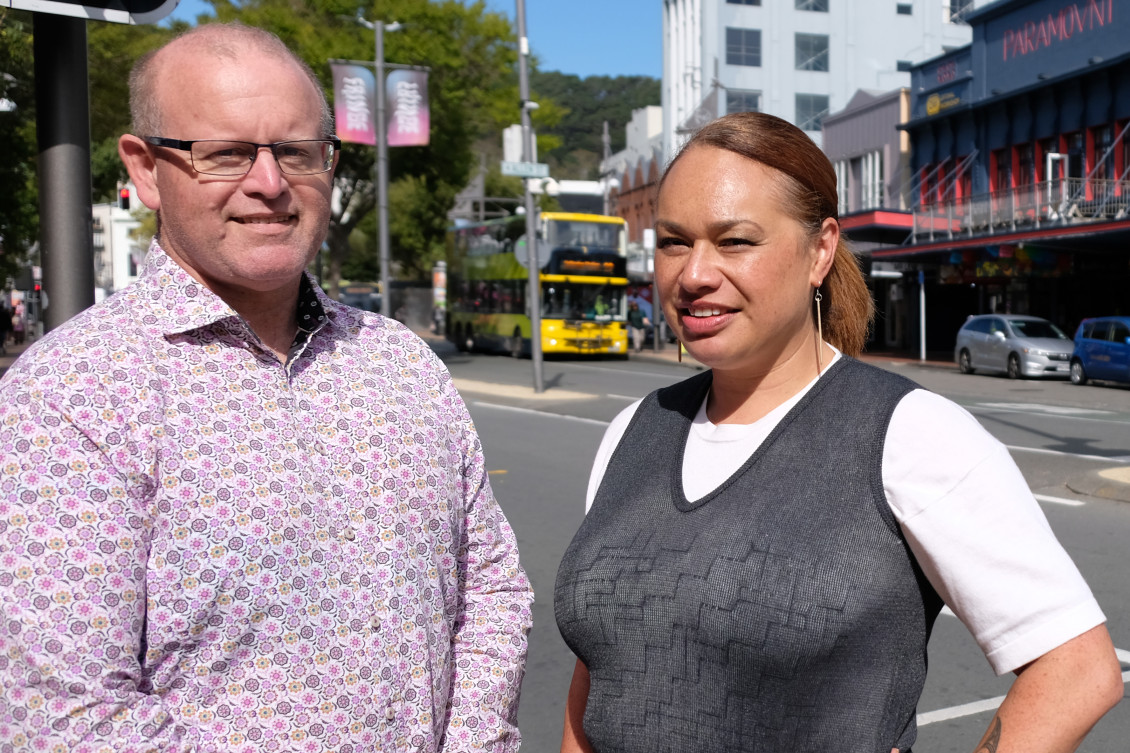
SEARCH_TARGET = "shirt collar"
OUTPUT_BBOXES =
[136,238,332,344]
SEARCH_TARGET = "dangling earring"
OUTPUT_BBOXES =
[814,288,824,372]
[677,340,683,363]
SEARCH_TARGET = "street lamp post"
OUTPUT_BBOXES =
[516,0,544,393]
[356,15,401,319]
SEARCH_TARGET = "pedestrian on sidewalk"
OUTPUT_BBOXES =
[10,302,24,345]
[555,112,1121,753]
[0,23,531,753]
[0,304,10,355]
[626,299,649,353]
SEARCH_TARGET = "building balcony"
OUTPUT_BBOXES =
[910,178,1130,244]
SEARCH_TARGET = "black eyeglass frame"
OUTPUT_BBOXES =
[142,136,342,176]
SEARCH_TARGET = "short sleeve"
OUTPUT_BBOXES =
[884,390,1105,674]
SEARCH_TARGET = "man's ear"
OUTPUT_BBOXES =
[118,135,161,211]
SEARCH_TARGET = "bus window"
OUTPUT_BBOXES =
[545,219,621,253]
[542,283,625,321]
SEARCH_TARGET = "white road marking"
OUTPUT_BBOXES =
[918,695,1006,726]
[1034,494,1086,507]
[1004,444,1128,463]
[471,401,611,427]
[605,393,643,402]
[975,402,1113,417]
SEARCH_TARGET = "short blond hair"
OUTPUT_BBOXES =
[128,22,332,138]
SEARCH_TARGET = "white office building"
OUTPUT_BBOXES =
[662,0,975,157]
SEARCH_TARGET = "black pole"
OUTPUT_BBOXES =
[34,13,95,333]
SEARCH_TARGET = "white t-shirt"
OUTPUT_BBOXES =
[584,352,1105,675]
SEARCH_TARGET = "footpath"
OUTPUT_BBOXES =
[4,333,1126,504]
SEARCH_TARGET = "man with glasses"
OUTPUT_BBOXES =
[0,23,532,753]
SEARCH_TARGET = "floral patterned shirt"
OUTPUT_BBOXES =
[0,243,533,753]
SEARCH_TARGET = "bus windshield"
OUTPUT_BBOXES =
[544,218,622,253]
[543,281,625,321]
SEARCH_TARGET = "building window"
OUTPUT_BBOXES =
[726,89,762,114]
[796,93,830,131]
[796,0,829,11]
[835,160,849,216]
[727,0,761,4]
[795,34,829,72]
[861,150,885,209]
[897,3,912,14]
[1016,143,1035,187]
[1092,125,1114,183]
[726,28,762,67]
[992,148,1011,192]
[946,0,974,22]
[896,60,913,72]
[1064,131,1085,181]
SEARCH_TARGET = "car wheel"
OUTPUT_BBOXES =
[958,349,974,374]
[1006,353,1022,379]
[509,329,524,359]
[1070,360,1088,385]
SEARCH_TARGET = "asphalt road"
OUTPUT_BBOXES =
[442,347,1130,753]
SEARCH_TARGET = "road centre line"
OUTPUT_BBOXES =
[471,401,611,427]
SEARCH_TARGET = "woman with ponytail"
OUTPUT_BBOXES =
[554,112,1120,753]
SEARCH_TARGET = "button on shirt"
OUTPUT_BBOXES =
[0,242,533,752]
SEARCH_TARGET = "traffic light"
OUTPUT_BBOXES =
[118,187,130,210]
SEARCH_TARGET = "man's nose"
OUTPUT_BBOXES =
[242,146,286,196]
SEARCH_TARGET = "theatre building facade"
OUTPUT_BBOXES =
[844,0,1130,353]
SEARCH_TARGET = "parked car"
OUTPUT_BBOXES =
[1069,316,1130,386]
[954,314,1072,379]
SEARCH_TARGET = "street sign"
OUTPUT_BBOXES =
[501,160,549,179]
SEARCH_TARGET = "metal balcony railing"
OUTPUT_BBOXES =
[909,178,1130,243]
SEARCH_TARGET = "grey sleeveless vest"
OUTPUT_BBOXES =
[555,357,943,753]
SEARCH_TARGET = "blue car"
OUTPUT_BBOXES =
[1069,316,1130,386]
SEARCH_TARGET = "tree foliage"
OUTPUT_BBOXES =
[1,2,657,296]
[0,9,39,282]
[87,19,186,202]
[530,71,660,179]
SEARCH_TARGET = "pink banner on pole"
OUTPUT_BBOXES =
[331,63,375,146]
[387,70,429,147]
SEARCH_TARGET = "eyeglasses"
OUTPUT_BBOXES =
[143,137,341,176]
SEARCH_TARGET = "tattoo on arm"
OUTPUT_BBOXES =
[974,715,1002,753]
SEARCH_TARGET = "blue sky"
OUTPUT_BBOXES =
[166,1,662,79]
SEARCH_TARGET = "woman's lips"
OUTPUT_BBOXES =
[679,306,734,335]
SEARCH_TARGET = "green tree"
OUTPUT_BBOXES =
[530,71,660,179]
[0,9,38,283]
[87,19,186,202]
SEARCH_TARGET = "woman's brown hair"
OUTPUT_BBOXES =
[659,112,874,356]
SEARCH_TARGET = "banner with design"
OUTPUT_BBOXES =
[386,70,429,147]
[331,62,376,146]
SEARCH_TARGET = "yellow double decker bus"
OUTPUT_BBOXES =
[446,212,629,357]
